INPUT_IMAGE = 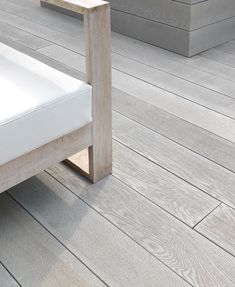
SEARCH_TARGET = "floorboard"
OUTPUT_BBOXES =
[0,263,19,287]
[113,112,235,207]
[200,49,235,68]
[112,88,235,173]
[37,44,235,142]
[195,204,235,256]
[0,1,235,286]
[0,22,51,50]
[0,193,107,287]
[2,6,235,120]
[113,141,219,227]
[46,164,235,287]
[8,173,190,287]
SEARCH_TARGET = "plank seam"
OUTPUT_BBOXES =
[5,192,110,287]
[2,8,235,106]
[113,137,233,208]
[46,171,194,287]
[0,262,22,287]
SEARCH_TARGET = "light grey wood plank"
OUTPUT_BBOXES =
[113,33,235,83]
[111,35,235,100]
[0,22,51,50]
[0,9,61,40]
[46,165,235,287]
[113,112,235,208]
[10,2,235,84]
[0,264,19,287]
[17,8,235,102]
[212,41,235,56]
[9,173,190,287]
[49,142,219,228]
[0,0,39,13]
[111,52,235,117]
[180,56,235,83]
[112,88,235,173]
[112,69,235,143]
[37,44,235,142]
[200,49,235,68]
[0,193,107,287]
[195,204,235,256]
[3,6,235,111]
[6,40,235,175]
[0,9,86,52]
[112,141,219,227]
[11,5,82,36]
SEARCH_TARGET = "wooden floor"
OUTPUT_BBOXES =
[1,1,235,286]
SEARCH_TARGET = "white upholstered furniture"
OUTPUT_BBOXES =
[0,0,112,193]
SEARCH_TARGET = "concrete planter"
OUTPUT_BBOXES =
[41,0,235,56]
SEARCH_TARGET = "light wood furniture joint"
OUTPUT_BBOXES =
[42,0,112,183]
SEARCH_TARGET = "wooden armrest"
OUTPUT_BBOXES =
[41,0,112,182]
[41,0,109,14]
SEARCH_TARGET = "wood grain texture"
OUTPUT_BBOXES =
[41,0,109,14]
[60,1,112,182]
[0,22,51,50]
[200,49,235,68]
[113,112,235,208]
[112,141,219,227]
[11,4,235,85]
[179,55,235,83]
[0,193,107,287]
[5,6,234,121]
[84,3,112,182]
[111,35,235,101]
[195,204,235,256]
[0,124,92,194]
[37,44,235,142]
[0,264,19,287]
[45,165,235,287]
[112,52,235,119]
[9,173,189,287]
[112,88,235,173]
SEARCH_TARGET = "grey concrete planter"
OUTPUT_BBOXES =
[41,0,235,56]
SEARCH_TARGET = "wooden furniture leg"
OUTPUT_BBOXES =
[44,1,112,182]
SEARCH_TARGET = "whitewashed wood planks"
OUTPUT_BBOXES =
[195,204,235,256]
[0,193,107,287]
[45,166,235,287]
[113,112,235,207]
[9,173,190,287]
[0,263,19,287]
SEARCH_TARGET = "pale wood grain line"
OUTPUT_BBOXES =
[37,44,235,142]
[113,141,219,227]
[84,2,112,182]
[200,49,235,68]
[195,204,235,256]
[112,112,235,207]
[0,22,51,49]
[112,88,235,173]
[0,263,19,287]
[0,193,107,287]
[0,124,92,194]
[2,7,235,120]
[10,2,235,85]
[45,165,235,287]
[49,140,219,227]
[9,173,190,287]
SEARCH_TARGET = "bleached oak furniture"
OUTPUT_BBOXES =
[0,0,112,194]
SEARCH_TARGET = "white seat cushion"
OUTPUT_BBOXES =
[0,43,92,166]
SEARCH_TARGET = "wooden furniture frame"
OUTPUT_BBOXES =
[0,0,112,193]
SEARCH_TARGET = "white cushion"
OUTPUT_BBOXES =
[0,43,92,166]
